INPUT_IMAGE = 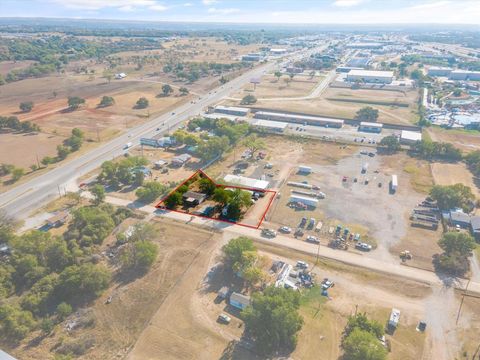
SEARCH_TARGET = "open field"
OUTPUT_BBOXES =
[427,127,480,153]
[233,73,321,99]
[0,131,65,168]
[241,86,420,125]
[431,162,480,198]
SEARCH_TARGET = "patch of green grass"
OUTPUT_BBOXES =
[300,286,328,307]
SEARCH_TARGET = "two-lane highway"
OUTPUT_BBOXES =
[0,47,317,219]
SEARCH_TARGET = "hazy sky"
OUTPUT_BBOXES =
[2,0,480,24]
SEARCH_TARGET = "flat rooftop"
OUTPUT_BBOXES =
[347,69,394,78]
[224,174,269,190]
[401,130,422,142]
[214,105,250,113]
[252,119,288,129]
[360,121,383,127]
[255,111,344,124]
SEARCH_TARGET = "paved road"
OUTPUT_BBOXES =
[82,191,480,297]
[0,49,316,219]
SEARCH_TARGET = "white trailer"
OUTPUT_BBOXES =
[388,308,401,328]
[287,181,313,190]
[298,165,312,174]
[289,195,319,208]
[361,163,369,174]
[391,175,398,192]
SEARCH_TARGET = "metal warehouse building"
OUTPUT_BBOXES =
[214,105,250,117]
[252,119,288,133]
[223,174,270,190]
[358,122,383,133]
[254,111,344,128]
[346,70,394,84]
[427,66,453,77]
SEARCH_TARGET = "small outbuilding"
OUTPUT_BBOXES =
[400,130,422,145]
[359,121,383,133]
[172,154,192,167]
[229,292,251,310]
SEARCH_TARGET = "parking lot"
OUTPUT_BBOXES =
[264,145,425,262]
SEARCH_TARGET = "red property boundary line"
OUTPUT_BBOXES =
[155,169,277,229]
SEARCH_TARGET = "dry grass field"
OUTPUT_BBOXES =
[246,87,420,125]
[427,127,480,153]
[234,74,321,99]
[431,162,480,198]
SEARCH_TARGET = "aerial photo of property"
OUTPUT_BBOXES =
[1,1,480,359]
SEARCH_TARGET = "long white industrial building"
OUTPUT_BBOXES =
[223,175,270,190]
[346,70,394,84]
[254,111,344,128]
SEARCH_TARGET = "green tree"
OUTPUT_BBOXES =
[11,167,24,182]
[243,134,265,158]
[213,187,232,206]
[274,71,282,81]
[197,136,230,161]
[355,106,379,122]
[135,182,166,203]
[56,145,70,160]
[120,240,158,273]
[344,313,384,339]
[163,191,183,209]
[222,237,256,270]
[90,184,105,205]
[242,286,303,355]
[41,156,54,166]
[55,263,110,304]
[67,96,85,110]
[56,302,73,320]
[430,184,475,212]
[343,328,387,360]
[198,178,216,195]
[161,84,173,97]
[241,94,257,105]
[19,101,34,113]
[133,171,145,187]
[135,97,149,109]
[0,304,36,341]
[379,135,401,153]
[179,87,189,96]
[98,96,115,107]
[436,232,476,276]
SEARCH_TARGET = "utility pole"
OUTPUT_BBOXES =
[57,184,62,197]
[456,279,470,325]
[36,154,40,169]
[96,127,100,142]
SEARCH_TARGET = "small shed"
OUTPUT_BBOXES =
[46,210,69,227]
[182,191,207,206]
[154,160,168,169]
[172,154,192,167]
[230,292,251,310]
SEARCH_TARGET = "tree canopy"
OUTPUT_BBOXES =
[342,313,387,360]
[429,184,475,212]
[355,107,379,122]
[242,286,303,355]
[436,232,476,276]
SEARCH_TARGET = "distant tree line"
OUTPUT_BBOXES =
[0,116,40,133]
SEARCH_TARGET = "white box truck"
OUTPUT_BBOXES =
[289,195,319,208]
[388,308,401,329]
[391,175,398,193]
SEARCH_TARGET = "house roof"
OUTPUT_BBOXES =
[450,211,471,224]
[182,191,206,201]
[471,216,480,231]
[230,292,251,306]
[172,153,192,162]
